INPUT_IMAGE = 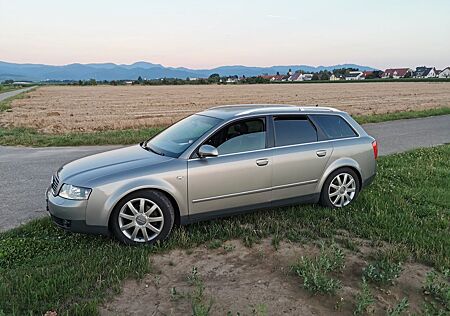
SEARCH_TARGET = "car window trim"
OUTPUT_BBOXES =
[272,135,361,150]
[189,146,273,161]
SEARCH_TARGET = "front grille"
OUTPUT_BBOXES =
[51,174,60,195]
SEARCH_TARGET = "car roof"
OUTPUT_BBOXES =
[198,104,344,120]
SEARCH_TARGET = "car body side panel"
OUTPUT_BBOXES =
[316,136,376,192]
[85,160,188,227]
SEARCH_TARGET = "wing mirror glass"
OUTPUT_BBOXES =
[198,145,218,158]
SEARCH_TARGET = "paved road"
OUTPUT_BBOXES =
[0,86,36,102]
[363,114,450,155]
[0,114,449,231]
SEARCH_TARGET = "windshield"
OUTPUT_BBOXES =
[145,114,222,158]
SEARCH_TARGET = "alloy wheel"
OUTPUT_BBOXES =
[328,172,356,207]
[118,198,164,242]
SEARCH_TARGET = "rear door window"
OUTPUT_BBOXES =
[274,116,318,146]
[309,114,357,140]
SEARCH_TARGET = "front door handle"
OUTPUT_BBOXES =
[256,158,269,166]
[316,150,327,157]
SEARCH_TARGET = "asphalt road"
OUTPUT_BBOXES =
[0,114,449,231]
[0,86,35,102]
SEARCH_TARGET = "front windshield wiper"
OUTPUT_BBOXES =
[141,142,165,156]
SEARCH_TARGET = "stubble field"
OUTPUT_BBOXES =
[1,82,449,133]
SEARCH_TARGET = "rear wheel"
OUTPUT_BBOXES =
[110,190,175,245]
[320,168,360,208]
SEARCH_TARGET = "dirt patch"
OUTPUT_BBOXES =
[100,239,430,315]
[1,82,449,133]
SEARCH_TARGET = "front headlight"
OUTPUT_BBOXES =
[58,184,92,200]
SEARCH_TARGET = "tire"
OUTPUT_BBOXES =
[319,167,360,208]
[110,190,175,245]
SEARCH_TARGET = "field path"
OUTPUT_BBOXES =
[0,86,35,102]
[1,114,449,231]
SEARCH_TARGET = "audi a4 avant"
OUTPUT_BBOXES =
[47,105,377,245]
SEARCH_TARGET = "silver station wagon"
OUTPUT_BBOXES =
[47,105,377,245]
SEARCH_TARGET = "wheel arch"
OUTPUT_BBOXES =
[318,158,363,193]
[103,185,183,231]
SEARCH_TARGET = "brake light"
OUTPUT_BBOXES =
[372,140,378,159]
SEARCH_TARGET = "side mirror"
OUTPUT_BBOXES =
[198,145,218,158]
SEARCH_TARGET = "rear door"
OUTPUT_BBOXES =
[271,115,332,201]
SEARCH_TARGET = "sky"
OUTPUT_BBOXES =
[1,0,449,70]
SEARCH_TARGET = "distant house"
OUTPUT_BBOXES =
[288,72,313,81]
[271,74,289,81]
[329,74,343,81]
[414,67,437,78]
[226,75,239,83]
[438,67,450,78]
[259,75,276,81]
[345,71,364,80]
[382,68,412,79]
[362,71,373,79]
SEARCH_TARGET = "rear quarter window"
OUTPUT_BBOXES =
[310,114,358,140]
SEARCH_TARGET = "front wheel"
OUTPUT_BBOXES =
[110,190,175,245]
[319,168,360,208]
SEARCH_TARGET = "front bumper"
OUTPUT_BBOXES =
[46,189,109,235]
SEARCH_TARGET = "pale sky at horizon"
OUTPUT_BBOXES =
[1,0,449,70]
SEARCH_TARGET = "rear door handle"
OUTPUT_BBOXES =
[256,158,269,166]
[316,150,327,157]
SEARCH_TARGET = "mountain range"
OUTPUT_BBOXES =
[0,61,377,82]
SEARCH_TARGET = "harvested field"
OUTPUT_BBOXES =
[1,82,450,133]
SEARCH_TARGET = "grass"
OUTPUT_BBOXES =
[353,107,450,124]
[387,298,409,316]
[423,270,450,313]
[0,126,162,147]
[186,267,214,316]
[0,87,36,112]
[362,259,403,285]
[0,84,26,94]
[0,145,450,314]
[291,243,345,295]
[353,278,374,315]
[1,107,449,147]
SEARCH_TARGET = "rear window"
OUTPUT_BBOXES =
[310,114,357,140]
[274,116,317,146]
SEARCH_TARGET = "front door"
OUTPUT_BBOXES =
[188,117,272,215]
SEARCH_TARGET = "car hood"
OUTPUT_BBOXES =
[57,145,173,186]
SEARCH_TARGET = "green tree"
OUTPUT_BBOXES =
[208,73,220,83]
